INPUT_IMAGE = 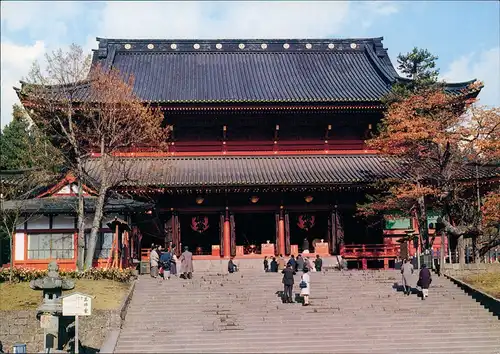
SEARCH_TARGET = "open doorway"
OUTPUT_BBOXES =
[180,214,220,255]
[289,212,328,253]
[234,213,275,252]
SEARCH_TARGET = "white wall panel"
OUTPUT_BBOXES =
[14,233,25,260]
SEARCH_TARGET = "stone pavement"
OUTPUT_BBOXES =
[114,270,500,353]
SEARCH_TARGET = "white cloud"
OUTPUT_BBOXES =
[364,2,399,16]
[442,47,500,108]
[0,41,45,127]
[0,1,87,43]
[97,1,351,39]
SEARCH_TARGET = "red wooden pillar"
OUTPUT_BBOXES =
[361,244,367,270]
[383,258,389,269]
[223,208,231,258]
[278,207,286,256]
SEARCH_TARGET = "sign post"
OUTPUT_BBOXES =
[62,293,93,354]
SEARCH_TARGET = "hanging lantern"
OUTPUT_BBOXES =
[304,195,314,203]
[190,216,209,233]
[297,214,315,231]
[195,196,205,205]
[250,195,259,204]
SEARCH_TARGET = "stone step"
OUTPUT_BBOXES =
[115,340,500,353]
[116,270,500,354]
[117,329,500,341]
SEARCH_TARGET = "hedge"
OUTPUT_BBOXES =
[0,266,136,283]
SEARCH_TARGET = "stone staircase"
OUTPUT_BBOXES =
[114,270,500,353]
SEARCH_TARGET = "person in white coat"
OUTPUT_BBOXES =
[300,267,311,306]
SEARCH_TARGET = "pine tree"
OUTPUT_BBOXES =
[385,48,442,103]
[0,104,63,172]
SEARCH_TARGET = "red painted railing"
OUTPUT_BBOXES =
[341,244,399,259]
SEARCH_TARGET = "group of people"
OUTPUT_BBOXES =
[401,258,432,299]
[149,243,194,280]
[264,254,323,273]
[281,254,317,306]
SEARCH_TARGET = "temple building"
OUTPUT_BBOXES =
[8,37,489,270]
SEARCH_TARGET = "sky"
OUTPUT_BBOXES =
[1,1,499,128]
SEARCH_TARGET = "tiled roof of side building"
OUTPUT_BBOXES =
[16,37,479,105]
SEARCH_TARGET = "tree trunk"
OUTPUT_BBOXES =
[440,231,446,271]
[76,171,85,271]
[472,236,481,264]
[84,154,109,269]
[417,196,429,249]
[457,235,465,267]
[9,231,13,283]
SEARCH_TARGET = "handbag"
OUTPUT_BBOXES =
[299,280,307,289]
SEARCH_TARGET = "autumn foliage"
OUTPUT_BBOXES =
[360,81,499,257]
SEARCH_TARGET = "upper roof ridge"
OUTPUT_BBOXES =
[93,37,386,58]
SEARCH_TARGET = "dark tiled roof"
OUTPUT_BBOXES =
[83,155,408,187]
[16,37,480,105]
[82,155,499,189]
[3,196,153,213]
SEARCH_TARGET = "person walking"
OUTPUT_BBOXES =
[180,246,194,279]
[263,256,269,272]
[160,248,172,280]
[314,254,323,272]
[170,245,178,277]
[418,264,432,300]
[270,257,278,272]
[287,255,297,271]
[300,267,311,306]
[305,257,315,272]
[282,263,296,303]
[401,258,414,296]
[149,245,160,278]
[296,254,305,272]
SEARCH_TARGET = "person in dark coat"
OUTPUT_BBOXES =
[287,255,297,270]
[159,249,172,280]
[314,254,323,272]
[270,257,278,272]
[228,257,238,273]
[263,256,269,272]
[418,264,432,299]
[282,263,296,303]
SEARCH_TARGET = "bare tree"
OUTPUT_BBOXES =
[17,44,168,270]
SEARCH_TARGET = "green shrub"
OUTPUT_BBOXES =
[0,266,135,283]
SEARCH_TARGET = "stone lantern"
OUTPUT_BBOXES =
[30,261,75,353]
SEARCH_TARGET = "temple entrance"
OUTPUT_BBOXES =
[289,212,328,253]
[180,214,220,255]
[234,213,275,253]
